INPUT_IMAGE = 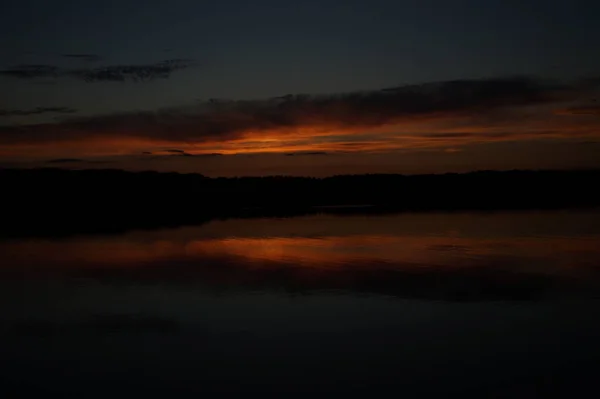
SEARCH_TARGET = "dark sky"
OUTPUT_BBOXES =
[1,0,599,175]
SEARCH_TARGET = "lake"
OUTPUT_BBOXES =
[2,209,600,397]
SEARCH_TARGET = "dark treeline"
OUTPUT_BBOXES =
[2,167,600,238]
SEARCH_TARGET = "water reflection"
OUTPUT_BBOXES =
[1,210,600,301]
[2,210,600,396]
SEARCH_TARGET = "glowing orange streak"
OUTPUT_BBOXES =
[1,112,600,159]
[2,235,598,271]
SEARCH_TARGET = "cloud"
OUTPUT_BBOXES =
[158,149,197,157]
[0,64,60,79]
[194,153,224,157]
[60,53,103,62]
[421,132,476,139]
[0,107,77,117]
[285,151,329,156]
[44,158,112,165]
[0,59,195,82]
[555,105,600,115]
[70,59,195,82]
[41,158,112,167]
[173,152,225,158]
[139,149,225,159]
[0,76,599,158]
[46,158,84,164]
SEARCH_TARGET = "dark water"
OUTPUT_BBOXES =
[2,210,600,397]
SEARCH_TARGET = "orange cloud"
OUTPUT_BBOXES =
[1,76,599,161]
[554,105,600,115]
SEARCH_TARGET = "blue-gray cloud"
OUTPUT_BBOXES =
[60,53,103,62]
[0,107,77,117]
[0,59,196,82]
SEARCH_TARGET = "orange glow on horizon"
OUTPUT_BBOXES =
[1,108,599,161]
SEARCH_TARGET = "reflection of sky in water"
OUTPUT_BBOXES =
[0,209,599,307]
[188,234,600,271]
[2,209,600,276]
[2,210,600,396]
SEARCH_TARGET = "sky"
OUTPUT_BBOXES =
[1,0,600,176]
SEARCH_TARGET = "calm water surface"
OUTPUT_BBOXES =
[2,210,600,396]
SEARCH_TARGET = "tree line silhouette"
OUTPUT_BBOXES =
[2,167,599,238]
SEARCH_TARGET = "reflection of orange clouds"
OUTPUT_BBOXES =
[2,233,599,275]
[0,239,186,269]
[186,235,600,270]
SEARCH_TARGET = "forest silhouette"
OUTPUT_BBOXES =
[2,167,599,238]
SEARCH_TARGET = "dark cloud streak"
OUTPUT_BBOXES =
[0,59,195,82]
[0,76,596,148]
[0,64,60,79]
[45,158,110,164]
[46,158,84,164]
[138,151,224,160]
[557,105,600,115]
[0,107,77,117]
[60,54,103,62]
[285,151,329,156]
